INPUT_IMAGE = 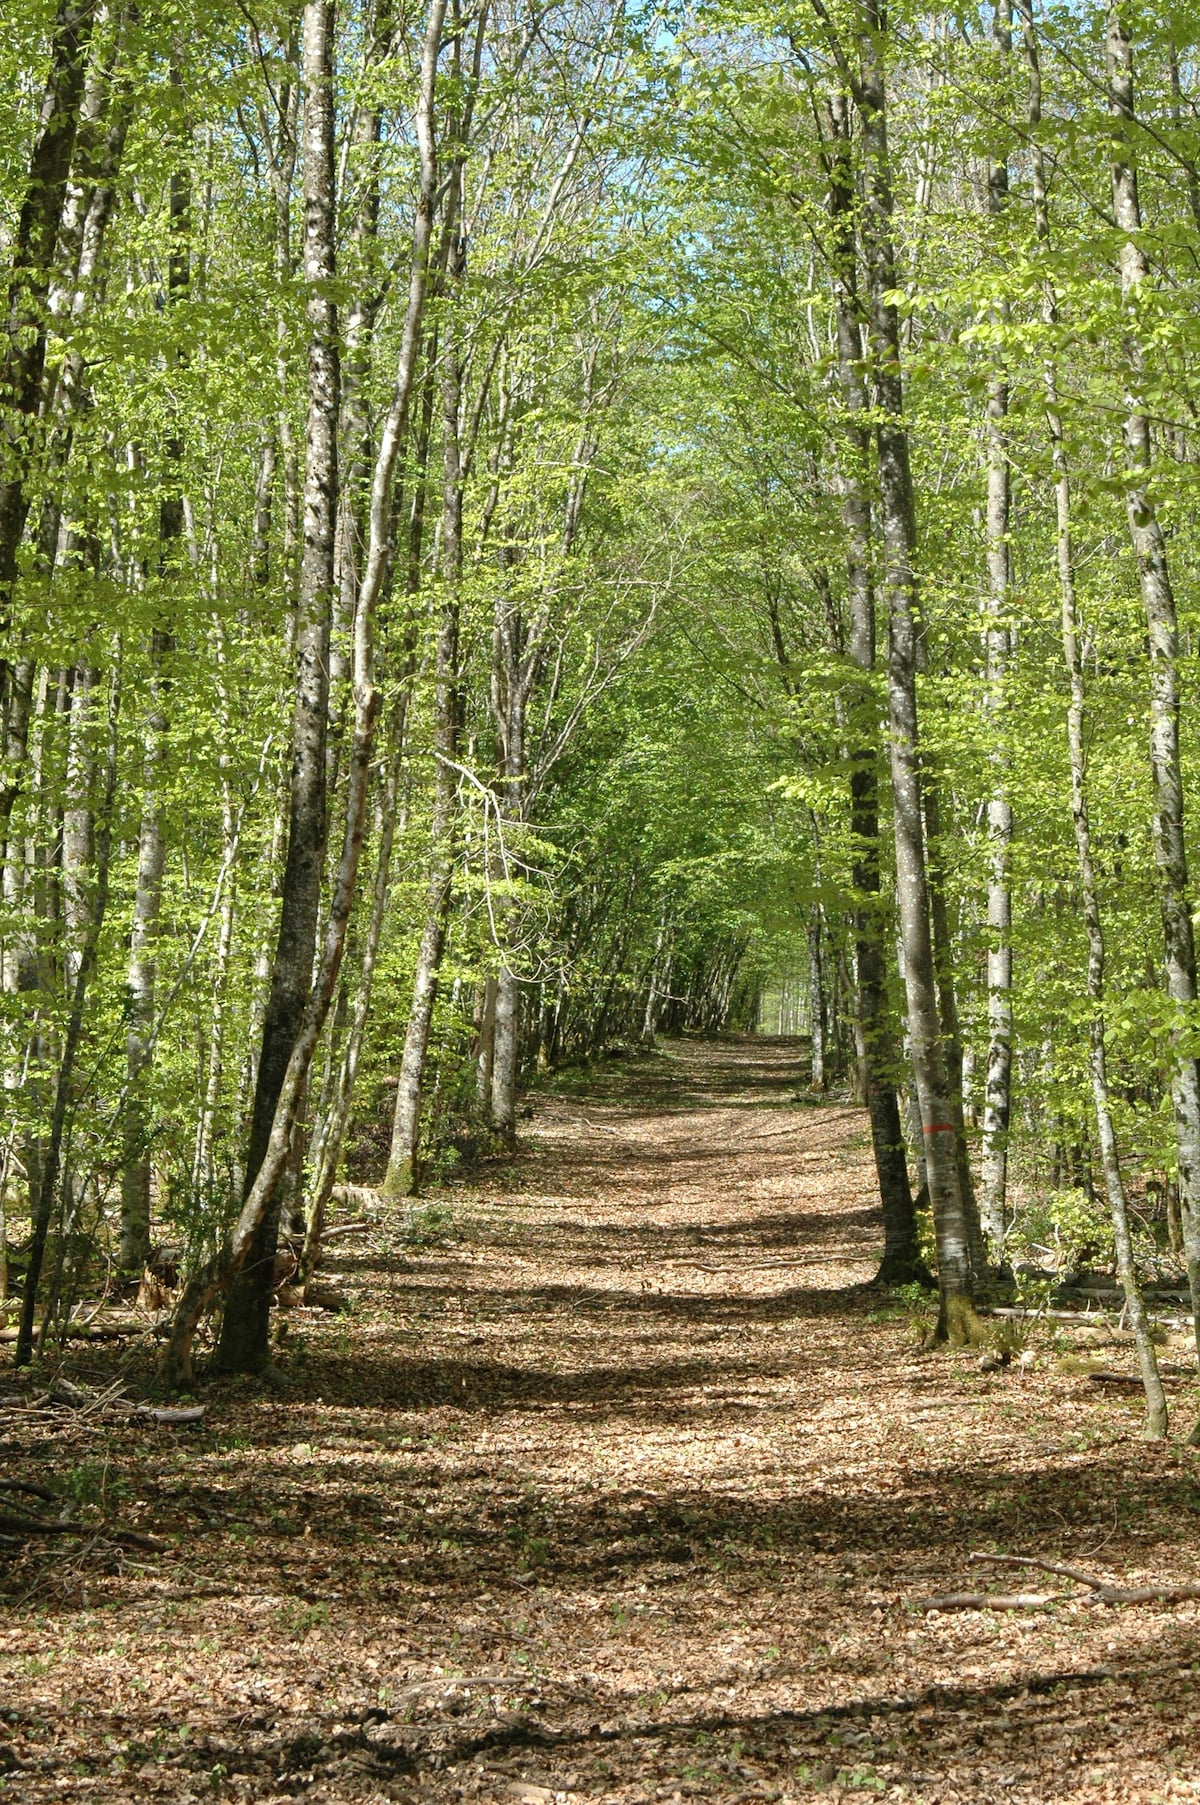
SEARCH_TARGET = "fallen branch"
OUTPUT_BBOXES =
[0,1510,163,1551]
[116,1401,206,1426]
[0,1376,204,1429]
[0,1321,142,1344]
[1080,1369,1197,1389]
[970,1552,1200,1606]
[921,1591,1060,1612]
[0,1477,55,1501]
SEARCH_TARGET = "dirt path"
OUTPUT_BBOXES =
[3,1036,1200,1803]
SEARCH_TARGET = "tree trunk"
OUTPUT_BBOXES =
[807,904,826,1090]
[474,975,498,1119]
[491,965,519,1142]
[121,140,189,1273]
[0,0,96,700]
[216,0,340,1374]
[383,312,462,1196]
[1106,4,1200,1375]
[923,780,987,1281]
[821,83,923,1283]
[853,8,975,1340]
[979,0,1013,1256]
[15,659,118,1365]
[642,904,669,1045]
[298,727,404,1293]
[1013,0,1167,1438]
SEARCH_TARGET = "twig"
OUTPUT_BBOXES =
[0,1510,164,1552]
[921,1591,1060,1612]
[969,1552,1200,1606]
[971,1551,1110,1590]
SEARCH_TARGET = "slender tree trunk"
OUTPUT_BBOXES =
[1106,5,1200,1373]
[1058,422,1167,1437]
[808,904,827,1090]
[821,84,923,1282]
[980,0,1014,1255]
[15,657,118,1365]
[216,0,340,1373]
[491,965,519,1141]
[642,904,669,1045]
[121,140,189,1273]
[475,975,498,1115]
[923,781,987,1280]
[326,0,390,799]
[384,305,463,1196]
[1010,0,1166,1437]
[0,0,96,699]
[191,618,241,1206]
[853,8,975,1340]
[298,728,404,1293]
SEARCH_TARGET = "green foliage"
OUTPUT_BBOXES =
[1008,1188,1115,1278]
[890,1281,938,1345]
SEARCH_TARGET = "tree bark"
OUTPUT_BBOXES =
[0,0,96,700]
[121,133,189,1273]
[850,4,975,1340]
[820,82,923,1283]
[298,727,404,1293]
[216,0,341,1373]
[807,904,827,1091]
[384,291,463,1196]
[491,965,519,1141]
[15,658,118,1365]
[923,779,987,1281]
[1106,4,1200,1375]
[1013,0,1167,1437]
[979,0,1014,1256]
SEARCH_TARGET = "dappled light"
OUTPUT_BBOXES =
[4,1041,1200,1802]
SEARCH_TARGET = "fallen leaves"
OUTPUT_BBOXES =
[3,1038,1200,1803]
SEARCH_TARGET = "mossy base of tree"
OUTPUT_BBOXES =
[933,1291,987,1348]
[381,1157,418,1200]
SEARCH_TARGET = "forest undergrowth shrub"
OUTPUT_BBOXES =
[399,1201,456,1250]
[1007,1185,1113,1277]
[889,1280,938,1345]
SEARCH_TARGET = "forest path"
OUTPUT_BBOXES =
[4,1036,1200,1803]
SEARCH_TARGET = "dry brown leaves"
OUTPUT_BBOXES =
[3,1036,1200,1804]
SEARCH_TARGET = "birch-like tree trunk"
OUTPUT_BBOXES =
[923,780,987,1279]
[15,657,119,1365]
[298,730,404,1292]
[1106,4,1200,1371]
[1012,0,1167,1437]
[807,904,826,1091]
[848,3,976,1338]
[979,0,1014,1254]
[641,904,669,1045]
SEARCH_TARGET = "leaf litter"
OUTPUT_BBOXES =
[2,1035,1200,1803]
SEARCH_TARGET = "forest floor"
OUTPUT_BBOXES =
[4,1035,1200,1804]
